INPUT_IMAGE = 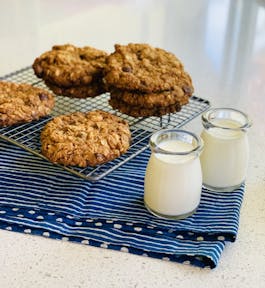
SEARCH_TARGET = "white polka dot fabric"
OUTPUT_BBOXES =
[0,141,245,268]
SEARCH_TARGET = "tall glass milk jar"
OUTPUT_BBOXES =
[144,129,203,219]
[200,108,252,192]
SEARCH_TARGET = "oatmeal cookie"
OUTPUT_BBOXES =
[0,81,55,127]
[33,44,108,87]
[110,86,190,108]
[103,43,189,93]
[41,110,131,167]
[109,97,181,117]
[45,79,106,98]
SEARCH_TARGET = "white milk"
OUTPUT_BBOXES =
[144,140,202,218]
[200,118,249,190]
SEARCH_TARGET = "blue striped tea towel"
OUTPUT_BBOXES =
[0,140,244,269]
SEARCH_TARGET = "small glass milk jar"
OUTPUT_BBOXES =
[200,108,252,192]
[144,129,203,219]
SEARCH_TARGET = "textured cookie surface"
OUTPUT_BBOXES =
[41,110,131,167]
[110,87,190,108]
[33,44,108,87]
[0,81,55,127]
[109,98,181,117]
[45,79,106,99]
[104,43,187,93]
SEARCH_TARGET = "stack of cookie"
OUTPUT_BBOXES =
[33,44,108,98]
[104,43,194,117]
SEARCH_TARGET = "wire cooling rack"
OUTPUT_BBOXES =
[0,66,210,180]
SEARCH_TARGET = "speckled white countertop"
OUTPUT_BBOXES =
[0,0,265,287]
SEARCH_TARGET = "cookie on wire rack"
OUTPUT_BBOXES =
[104,43,194,117]
[44,79,106,99]
[0,81,55,127]
[41,110,131,167]
[109,86,190,108]
[33,44,108,98]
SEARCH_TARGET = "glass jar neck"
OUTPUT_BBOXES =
[202,108,252,133]
[150,129,203,157]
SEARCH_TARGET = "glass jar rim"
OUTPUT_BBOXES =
[149,129,203,156]
[202,108,252,131]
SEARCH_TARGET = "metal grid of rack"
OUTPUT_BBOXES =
[0,67,210,180]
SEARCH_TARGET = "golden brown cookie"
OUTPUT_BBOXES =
[104,43,191,93]
[33,44,108,87]
[110,87,190,108]
[0,81,55,127]
[109,97,181,117]
[41,110,131,167]
[44,79,106,98]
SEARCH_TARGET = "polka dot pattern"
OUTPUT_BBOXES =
[217,236,226,241]
[147,225,154,229]
[134,227,142,232]
[0,205,228,268]
[100,243,108,249]
[86,219,94,223]
[197,236,204,241]
[0,204,227,269]
[0,132,247,269]
[120,247,129,253]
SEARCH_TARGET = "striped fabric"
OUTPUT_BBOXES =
[0,140,245,268]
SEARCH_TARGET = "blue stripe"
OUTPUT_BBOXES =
[0,139,245,268]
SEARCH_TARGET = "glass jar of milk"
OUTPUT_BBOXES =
[200,108,252,192]
[144,129,203,219]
